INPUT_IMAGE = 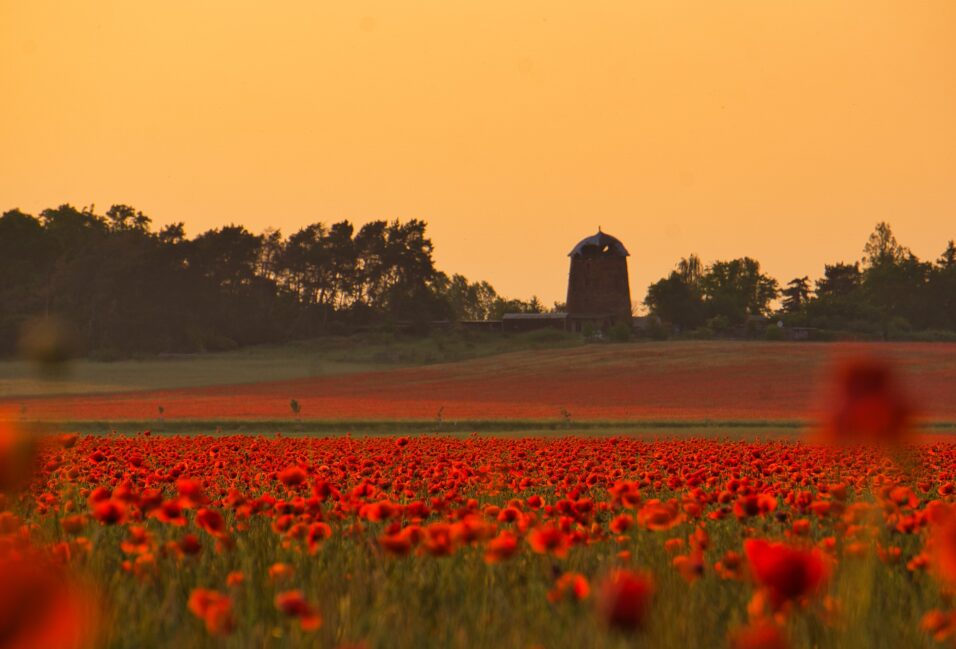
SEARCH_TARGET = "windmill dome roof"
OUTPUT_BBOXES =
[568,230,629,257]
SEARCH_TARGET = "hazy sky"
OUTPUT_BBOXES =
[2,1,954,305]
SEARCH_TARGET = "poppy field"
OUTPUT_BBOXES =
[7,341,956,423]
[3,357,956,649]
[5,433,956,646]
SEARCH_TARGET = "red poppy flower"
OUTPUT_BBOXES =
[153,499,187,526]
[278,466,308,488]
[196,508,227,537]
[636,499,684,531]
[733,494,777,519]
[730,620,790,649]
[380,530,414,557]
[744,539,829,607]
[268,562,295,583]
[610,514,633,534]
[188,588,234,636]
[497,506,521,523]
[547,572,590,603]
[307,522,332,554]
[927,505,956,589]
[673,552,705,583]
[484,531,520,564]
[176,478,206,507]
[0,414,37,493]
[422,523,456,557]
[595,569,654,631]
[120,526,153,555]
[922,609,956,644]
[823,359,911,443]
[61,514,87,535]
[92,499,126,525]
[275,590,322,631]
[0,546,101,649]
[528,525,571,558]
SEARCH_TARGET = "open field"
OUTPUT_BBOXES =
[0,330,581,399]
[5,341,956,424]
[8,432,956,649]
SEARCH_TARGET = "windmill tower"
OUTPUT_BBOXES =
[565,229,632,329]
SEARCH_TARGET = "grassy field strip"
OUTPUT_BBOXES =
[0,331,582,398]
[7,341,955,422]
[34,418,956,437]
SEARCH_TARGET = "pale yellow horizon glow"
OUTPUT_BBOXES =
[1,1,954,305]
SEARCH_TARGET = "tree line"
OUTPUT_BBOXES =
[644,222,956,339]
[0,204,542,356]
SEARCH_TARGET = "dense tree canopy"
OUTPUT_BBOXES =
[645,222,956,339]
[644,255,778,331]
[0,204,538,356]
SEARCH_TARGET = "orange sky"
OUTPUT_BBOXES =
[1,1,954,306]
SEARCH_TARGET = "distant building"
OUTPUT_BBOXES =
[499,229,633,333]
[563,229,633,332]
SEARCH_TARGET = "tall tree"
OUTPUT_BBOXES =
[700,258,779,322]
[815,263,862,299]
[781,277,810,314]
[677,254,703,289]
[863,221,909,269]
[644,272,705,328]
[938,240,956,269]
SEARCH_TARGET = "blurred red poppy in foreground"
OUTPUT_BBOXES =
[0,550,99,649]
[823,358,912,443]
[595,569,654,631]
[730,619,790,649]
[528,526,570,558]
[187,588,235,636]
[925,504,956,591]
[0,410,36,493]
[922,609,956,644]
[275,590,322,631]
[744,539,829,609]
[547,572,590,603]
[484,530,520,564]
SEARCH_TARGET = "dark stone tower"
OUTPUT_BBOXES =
[566,230,632,323]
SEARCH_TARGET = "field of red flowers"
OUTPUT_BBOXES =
[3,355,956,648]
[8,342,956,423]
[6,426,956,646]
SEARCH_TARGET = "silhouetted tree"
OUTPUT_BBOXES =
[781,277,810,314]
[700,258,779,322]
[815,263,862,299]
[644,271,705,329]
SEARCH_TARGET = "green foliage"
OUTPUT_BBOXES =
[764,324,785,341]
[781,277,810,314]
[432,274,500,320]
[705,315,731,334]
[521,327,575,345]
[0,205,542,358]
[487,295,545,320]
[644,272,705,329]
[609,322,632,342]
[643,319,670,341]
[700,257,779,323]
[645,222,956,339]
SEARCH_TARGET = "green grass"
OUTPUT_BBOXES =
[0,329,582,398]
[39,418,956,438]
